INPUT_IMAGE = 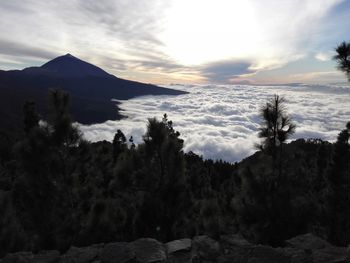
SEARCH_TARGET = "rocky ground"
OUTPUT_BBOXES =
[1,233,350,263]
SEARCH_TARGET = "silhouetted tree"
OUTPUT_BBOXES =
[258,95,296,153]
[258,95,296,178]
[23,102,39,134]
[329,122,350,245]
[48,89,81,147]
[112,129,127,162]
[137,114,188,241]
[334,41,350,81]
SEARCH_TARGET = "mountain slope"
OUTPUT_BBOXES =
[0,54,186,131]
[33,53,113,78]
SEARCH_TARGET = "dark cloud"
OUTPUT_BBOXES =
[132,60,186,73]
[0,0,170,71]
[76,0,167,45]
[201,60,255,83]
[0,39,58,60]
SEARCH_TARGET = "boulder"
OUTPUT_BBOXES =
[192,236,220,261]
[61,245,102,263]
[218,246,290,263]
[220,234,252,248]
[33,251,60,263]
[247,245,290,263]
[131,238,166,263]
[1,252,33,263]
[165,239,192,263]
[101,242,135,263]
[312,246,350,263]
[165,239,191,255]
[218,234,253,262]
[283,247,311,263]
[285,234,331,251]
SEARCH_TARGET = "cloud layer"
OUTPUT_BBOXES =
[79,84,350,162]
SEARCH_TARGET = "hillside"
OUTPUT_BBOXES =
[0,54,186,131]
[0,91,349,257]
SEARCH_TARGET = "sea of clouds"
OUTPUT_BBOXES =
[79,84,350,162]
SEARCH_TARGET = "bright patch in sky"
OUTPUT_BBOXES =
[161,1,260,65]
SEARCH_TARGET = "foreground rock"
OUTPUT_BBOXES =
[1,233,350,263]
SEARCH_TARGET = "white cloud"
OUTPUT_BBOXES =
[315,52,333,61]
[79,83,350,163]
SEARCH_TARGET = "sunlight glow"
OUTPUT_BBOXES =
[160,0,263,66]
[159,0,343,73]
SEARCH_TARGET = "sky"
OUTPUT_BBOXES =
[0,0,349,84]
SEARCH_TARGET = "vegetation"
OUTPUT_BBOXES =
[334,41,350,81]
[0,89,349,257]
[257,95,296,180]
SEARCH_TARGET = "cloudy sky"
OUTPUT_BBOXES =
[0,0,349,84]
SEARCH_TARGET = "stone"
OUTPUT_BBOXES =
[192,236,220,261]
[100,242,135,263]
[220,234,252,248]
[218,235,252,262]
[166,251,192,263]
[312,246,350,263]
[285,233,331,251]
[131,238,166,263]
[61,245,102,263]
[282,247,311,263]
[165,239,191,255]
[33,251,60,263]
[1,252,33,263]
[247,245,290,263]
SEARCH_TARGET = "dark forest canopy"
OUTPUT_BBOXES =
[0,89,349,257]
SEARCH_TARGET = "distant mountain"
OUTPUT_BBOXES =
[0,54,186,131]
[23,53,114,78]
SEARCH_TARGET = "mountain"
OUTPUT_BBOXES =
[0,54,186,131]
[23,53,114,78]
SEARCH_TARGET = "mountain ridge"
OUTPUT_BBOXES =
[0,54,186,131]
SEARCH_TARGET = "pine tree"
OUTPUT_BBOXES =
[257,95,296,179]
[334,41,350,81]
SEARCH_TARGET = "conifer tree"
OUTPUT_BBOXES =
[334,41,350,81]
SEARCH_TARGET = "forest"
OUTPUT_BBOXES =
[0,88,349,257]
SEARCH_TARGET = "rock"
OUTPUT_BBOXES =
[4,234,350,263]
[131,238,166,263]
[247,245,290,263]
[165,239,192,263]
[218,246,290,263]
[165,239,191,255]
[33,251,60,263]
[1,251,59,263]
[283,247,311,263]
[100,242,135,263]
[61,245,102,263]
[218,235,252,262]
[1,252,33,263]
[192,236,220,261]
[167,251,192,263]
[286,233,331,251]
[312,246,350,263]
[220,234,252,248]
